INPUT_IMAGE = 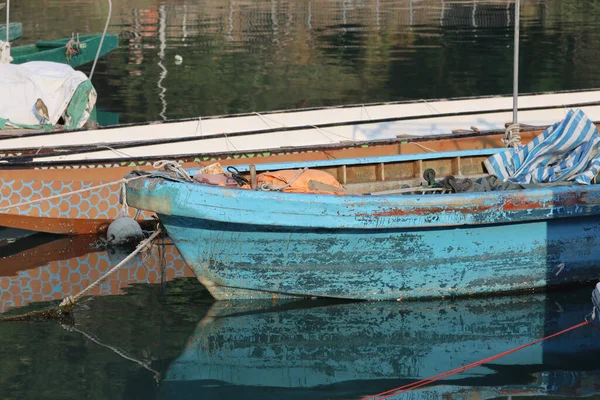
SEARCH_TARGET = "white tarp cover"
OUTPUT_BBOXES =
[0,40,12,63]
[0,61,96,127]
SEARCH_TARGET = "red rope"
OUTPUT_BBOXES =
[363,320,591,400]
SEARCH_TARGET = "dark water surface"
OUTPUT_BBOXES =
[3,0,600,398]
[8,0,600,124]
[0,231,599,399]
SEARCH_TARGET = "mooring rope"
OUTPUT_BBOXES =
[60,228,162,307]
[0,228,164,323]
[88,0,112,81]
[363,319,592,399]
[250,111,357,142]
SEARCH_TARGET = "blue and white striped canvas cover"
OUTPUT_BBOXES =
[484,109,600,185]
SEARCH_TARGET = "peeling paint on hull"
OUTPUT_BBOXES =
[156,214,600,301]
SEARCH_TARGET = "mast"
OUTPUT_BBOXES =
[512,0,520,125]
[5,0,9,42]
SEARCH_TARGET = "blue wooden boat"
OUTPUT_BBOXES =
[126,144,600,301]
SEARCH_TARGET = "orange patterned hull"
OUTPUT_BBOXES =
[0,176,156,234]
[0,234,194,313]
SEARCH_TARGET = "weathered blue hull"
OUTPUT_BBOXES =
[157,213,600,300]
[161,290,600,398]
[126,148,600,300]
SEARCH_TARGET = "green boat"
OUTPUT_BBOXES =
[0,22,23,41]
[11,34,118,68]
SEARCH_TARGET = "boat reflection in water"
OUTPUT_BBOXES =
[161,289,600,399]
[0,233,194,312]
[0,235,598,399]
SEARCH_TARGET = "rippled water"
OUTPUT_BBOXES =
[9,0,600,124]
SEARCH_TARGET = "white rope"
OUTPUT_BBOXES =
[411,142,436,153]
[0,174,147,212]
[420,99,441,115]
[119,182,129,216]
[260,167,308,191]
[248,115,357,143]
[310,125,355,142]
[152,160,193,181]
[194,116,203,136]
[502,123,521,149]
[360,104,373,121]
[60,228,162,307]
[95,144,133,158]
[89,0,112,81]
[236,113,356,143]
[253,112,273,129]
[222,131,239,151]
[253,112,288,128]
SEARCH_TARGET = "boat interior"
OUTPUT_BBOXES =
[189,147,506,196]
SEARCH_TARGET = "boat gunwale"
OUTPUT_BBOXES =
[129,174,596,208]
[34,34,116,47]
[10,34,119,68]
[10,34,117,53]
[126,148,600,230]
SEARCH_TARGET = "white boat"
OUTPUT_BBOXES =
[1,89,600,164]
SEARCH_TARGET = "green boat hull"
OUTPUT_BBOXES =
[11,34,118,68]
[0,23,23,41]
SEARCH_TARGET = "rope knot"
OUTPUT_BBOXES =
[153,160,193,181]
[59,295,75,308]
[503,123,522,149]
[119,181,130,217]
[65,33,81,63]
